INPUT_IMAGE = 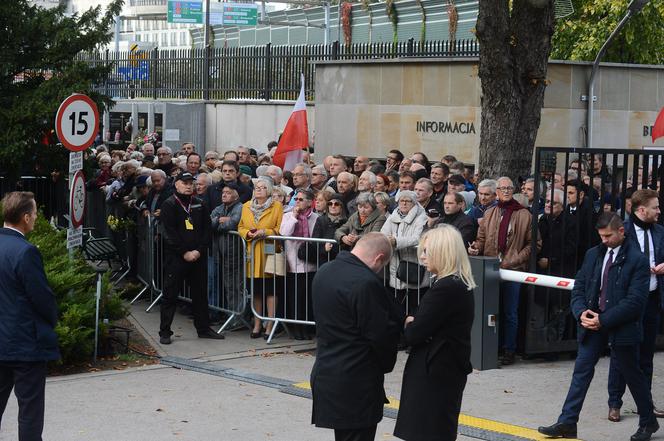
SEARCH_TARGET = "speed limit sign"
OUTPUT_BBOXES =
[55,94,99,152]
[70,170,87,228]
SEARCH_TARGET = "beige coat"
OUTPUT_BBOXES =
[475,204,540,271]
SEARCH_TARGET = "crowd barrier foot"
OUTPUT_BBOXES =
[130,286,148,304]
[146,293,162,312]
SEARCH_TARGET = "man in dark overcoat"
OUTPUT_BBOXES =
[310,232,403,441]
[0,192,59,440]
[539,212,658,441]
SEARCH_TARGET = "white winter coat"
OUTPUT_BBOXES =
[279,210,319,273]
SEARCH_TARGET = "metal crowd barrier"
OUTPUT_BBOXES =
[133,215,161,306]
[142,222,250,334]
[250,235,337,343]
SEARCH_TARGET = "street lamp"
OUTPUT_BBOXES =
[585,0,650,149]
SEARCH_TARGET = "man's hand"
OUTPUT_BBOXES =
[341,235,354,246]
[537,258,549,269]
[652,262,664,275]
[153,209,161,217]
[427,217,438,229]
[468,241,479,256]
[183,250,201,262]
[580,309,601,330]
[218,216,230,224]
[324,243,333,252]
[404,316,415,327]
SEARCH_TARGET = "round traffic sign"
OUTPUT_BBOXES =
[70,170,87,228]
[55,94,99,152]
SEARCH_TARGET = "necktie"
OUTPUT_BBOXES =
[644,229,650,263]
[599,250,614,312]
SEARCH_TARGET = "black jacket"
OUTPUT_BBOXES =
[309,214,347,260]
[160,192,212,256]
[538,211,577,278]
[567,197,599,268]
[571,239,649,346]
[437,211,476,246]
[310,252,403,430]
[145,185,173,214]
[203,179,252,211]
[394,275,474,441]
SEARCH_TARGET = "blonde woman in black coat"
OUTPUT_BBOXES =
[394,225,476,441]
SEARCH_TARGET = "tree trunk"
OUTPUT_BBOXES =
[476,0,556,182]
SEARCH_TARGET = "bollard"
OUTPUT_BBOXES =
[469,256,500,370]
[93,269,104,362]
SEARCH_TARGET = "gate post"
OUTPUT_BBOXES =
[469,256,500,370]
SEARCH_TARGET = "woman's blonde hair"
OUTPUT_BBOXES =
[419,225,476,290]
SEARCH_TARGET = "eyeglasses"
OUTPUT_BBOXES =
[312,173,323,176]
[399,199,414,204]
[328,201,342,207]
[497,186,514,192]
[294,197,307,202]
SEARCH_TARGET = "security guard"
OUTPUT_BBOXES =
[158,172,224,344]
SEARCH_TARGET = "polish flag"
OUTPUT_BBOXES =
[653,107,664,143]
[273,74,308,171]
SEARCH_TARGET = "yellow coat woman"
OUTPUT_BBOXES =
[238,200,284,278]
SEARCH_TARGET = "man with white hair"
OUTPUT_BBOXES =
[144,169,172,217]
[267,165,293,197]
[195,172,210,196]
[311,165,329,192]
[468,179,498,227]
[142,143,155,161]
[469,176,539,366]
[155,146,176,176]
[357,170,377,193]
[414,178,441,215]
[537,188,577,277]
[204,151,219,171]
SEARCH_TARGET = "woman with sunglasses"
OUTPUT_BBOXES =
[310,193,347,261]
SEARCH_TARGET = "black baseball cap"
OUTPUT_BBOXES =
[176,171,195,182]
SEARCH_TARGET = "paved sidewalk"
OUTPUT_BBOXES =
[1,302,663,441]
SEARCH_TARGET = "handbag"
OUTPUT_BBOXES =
[264,252,286,276]
[395,249,425,284]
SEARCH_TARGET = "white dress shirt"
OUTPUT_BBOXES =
[634,224,658,291]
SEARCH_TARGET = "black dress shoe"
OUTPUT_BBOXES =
[198,328,225,339]
[654,407,664,418]
[537,422,577,438]
[250,331,262,339]
[159,336,172,345]
[500,351,516,366]
[631,419,659,441]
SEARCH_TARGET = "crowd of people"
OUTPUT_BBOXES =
[84,139,651,363]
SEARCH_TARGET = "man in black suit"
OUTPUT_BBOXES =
[0,192,59,441]
[310,232,403,441]
[607,189,664,422]
[538,212,658,441]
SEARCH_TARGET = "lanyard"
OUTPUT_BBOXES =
[173,195,191,218]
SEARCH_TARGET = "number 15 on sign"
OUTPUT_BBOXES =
[55,94,99,152]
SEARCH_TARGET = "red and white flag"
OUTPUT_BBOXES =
[273,73,309,171]
[652,107,664,143]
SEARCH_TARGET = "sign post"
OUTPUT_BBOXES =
[55,93,98,251]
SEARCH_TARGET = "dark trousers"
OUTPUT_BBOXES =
[159,253,210,337]
[500,281,521,352]
[608,291,660,409]
[559,329,654,427]
[334,425,377,441]
[0,361,47,441]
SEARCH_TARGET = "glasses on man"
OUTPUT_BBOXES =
[497,186,514,193]
[328,201,342,207]
[294,197,307,202]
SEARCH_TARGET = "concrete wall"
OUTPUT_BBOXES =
[205,102,315,152]
[313,59,664,165]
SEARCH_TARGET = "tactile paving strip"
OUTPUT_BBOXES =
[161,356,581,441]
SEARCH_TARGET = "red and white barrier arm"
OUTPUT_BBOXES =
[499,269,575,291]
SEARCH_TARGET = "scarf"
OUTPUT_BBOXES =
[631,213,652,230]
[250,197,273,223]
[327,213,343,223]
[293,207,313,238]
[396,209,408,219]
[497,198,525,254]
[359,214,368,225]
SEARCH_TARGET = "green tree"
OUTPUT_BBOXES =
[552,0,664,64]
[0,0,123,178]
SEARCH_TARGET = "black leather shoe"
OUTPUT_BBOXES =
[654,407,664,418]
[159,336,171,345]
[631,419,659,441]
[500,351,516,366]
[198,328,225,339]
[537,422,577,438]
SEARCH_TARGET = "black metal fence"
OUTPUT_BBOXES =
[525,147,664,355]
[76,39,479,101]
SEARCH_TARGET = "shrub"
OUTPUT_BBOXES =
[0,208,129,365]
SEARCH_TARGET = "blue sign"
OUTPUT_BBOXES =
[118,65,150,81]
